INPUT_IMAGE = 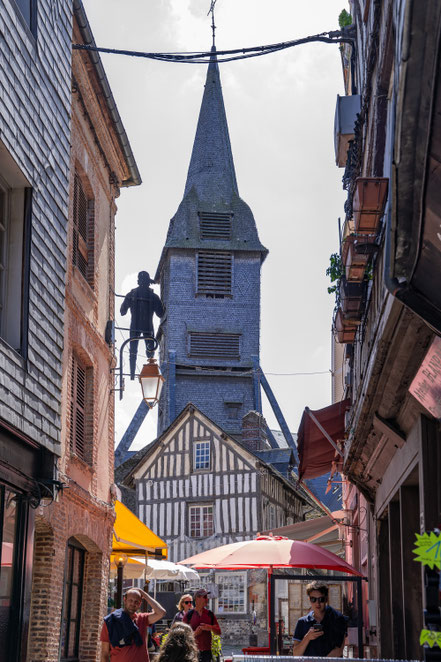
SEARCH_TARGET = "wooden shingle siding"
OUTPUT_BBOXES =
[0,0,71,453]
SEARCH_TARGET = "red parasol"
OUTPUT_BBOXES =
[180,534,362,575]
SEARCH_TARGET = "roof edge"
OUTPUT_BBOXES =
[73,0,141,187]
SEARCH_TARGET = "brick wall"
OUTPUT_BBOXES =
[27,486,114,662]
[0,0,72,453]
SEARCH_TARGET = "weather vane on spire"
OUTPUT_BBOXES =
[207,0,217,48]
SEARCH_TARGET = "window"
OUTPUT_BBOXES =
[72,172,94,288]
[60,539,85,662]
[69,353,93,463]
[188,332,241,358]
[225,402,242,419]
[199,212,232,240]
[0,144,32,355]
[13,0,37,35]
[215,572,247,614]
[189,504,214,538]
[194,441,210,470]
[196,251,233,297]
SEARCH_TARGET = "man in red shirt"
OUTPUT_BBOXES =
[100,587,166,662]
[183,589,221,662]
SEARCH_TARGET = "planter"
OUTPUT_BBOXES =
[345,236,377,282]
[334,308,357,343]
[353,177,388,234]
[340,279,366,319]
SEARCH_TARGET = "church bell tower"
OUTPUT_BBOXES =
[155,48,268,438]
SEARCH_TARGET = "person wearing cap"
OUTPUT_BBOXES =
[183,589,221,662]
[120,270,165,379]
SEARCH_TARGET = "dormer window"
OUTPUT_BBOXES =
[199,212,232,240]
[196,250,233,297]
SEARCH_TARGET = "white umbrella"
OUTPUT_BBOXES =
[131,558,201,581]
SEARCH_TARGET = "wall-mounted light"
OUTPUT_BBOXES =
[139,358,165,408]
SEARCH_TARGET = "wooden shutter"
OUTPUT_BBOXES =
[188,332,240,358]
[197,251,233,295]
[69,354,87,461]
[199,212,232,240]
[73,173,94,287]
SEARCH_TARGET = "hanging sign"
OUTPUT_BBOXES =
[420,629,441,648]
[409,336,441,418]
[413,532,441,569]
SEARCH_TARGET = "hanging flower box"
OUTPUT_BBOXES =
[353,177,388,234]
[340,279,366,320]
[334,308,357,343]
[345,235,377,282]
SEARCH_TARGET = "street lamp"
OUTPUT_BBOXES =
[115,553,128,609]
[139,358,165,408]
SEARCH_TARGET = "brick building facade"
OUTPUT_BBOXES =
[24,4,141,661]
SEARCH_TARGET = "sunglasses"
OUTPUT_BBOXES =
[184,601,192,604]
[310,596,326,604]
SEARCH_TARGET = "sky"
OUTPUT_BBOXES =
[81,0,348,451]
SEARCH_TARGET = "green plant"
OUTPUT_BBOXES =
[326,253,344,295]
[338,9,352,28]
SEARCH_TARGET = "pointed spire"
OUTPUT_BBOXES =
[184,47,239,203]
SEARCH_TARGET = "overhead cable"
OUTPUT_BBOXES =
[72,29,353,64]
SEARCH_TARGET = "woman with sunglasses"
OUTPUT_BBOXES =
[292,581,347,657]
[171,595,194,626]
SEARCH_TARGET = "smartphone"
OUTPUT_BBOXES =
[313,624,323,631]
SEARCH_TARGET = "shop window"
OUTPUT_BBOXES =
[69,353,93,464]
[189,504,214,538]
[0,144,32,356]
[215,572,247,614]
[60,539,85,662]
[194,441,210,471]
[72,172,95,288]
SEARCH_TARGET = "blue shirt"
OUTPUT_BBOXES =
[293,606,347,656]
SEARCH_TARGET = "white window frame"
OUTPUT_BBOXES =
[215,571,247,615]
[194,440,211,471]
[189,504,214,538]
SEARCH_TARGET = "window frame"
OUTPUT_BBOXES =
[214,571,247,615]
[60,538,85,662]
[188,503,214,538]
[0,167,32,358]
[193,440,211,472]
[12,0,38,38]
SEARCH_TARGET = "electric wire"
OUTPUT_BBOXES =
[72,30,352,65]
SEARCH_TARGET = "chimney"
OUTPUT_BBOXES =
[241,411,270,452]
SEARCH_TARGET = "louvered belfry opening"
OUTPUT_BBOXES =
[188,331,241,358]
[69,353,92,463]
[197,250,233,296]
[73,172,94,287]
[199,211,232,240]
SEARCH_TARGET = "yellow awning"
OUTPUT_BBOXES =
[112,500,167,558]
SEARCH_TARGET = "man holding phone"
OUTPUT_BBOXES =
[292,581,347,657]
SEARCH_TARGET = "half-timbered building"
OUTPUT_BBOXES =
[120,404,310,645]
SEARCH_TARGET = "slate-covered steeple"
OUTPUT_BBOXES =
[156,48,267,438]
[184,47,238,202]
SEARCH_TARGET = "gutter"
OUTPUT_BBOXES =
[72,0,141,187]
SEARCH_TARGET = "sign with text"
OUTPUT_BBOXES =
[413,531,441,570]
[409,336,441,418]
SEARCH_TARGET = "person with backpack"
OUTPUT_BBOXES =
[183,589,221,662]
